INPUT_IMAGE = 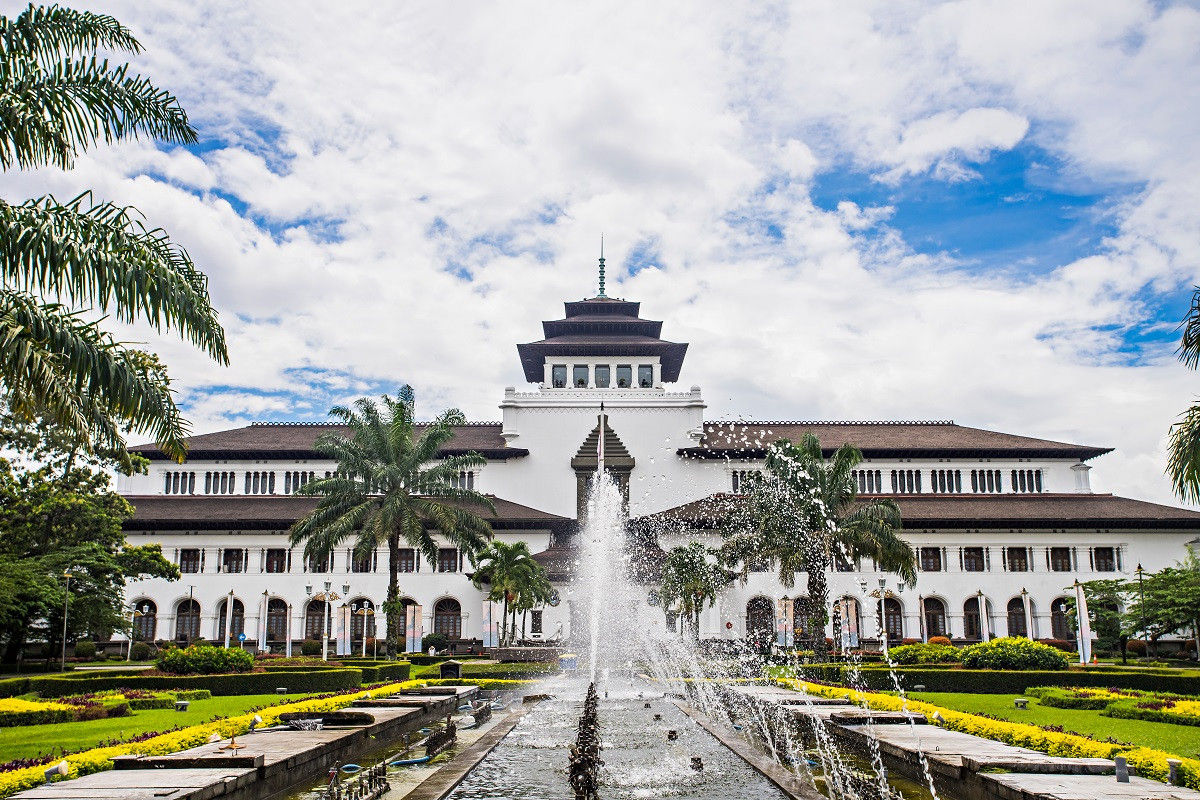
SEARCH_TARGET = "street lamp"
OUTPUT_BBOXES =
[352,601,375,658]
[1136,563,1147,658]
[125,604,146,662]
[305,581,349,661]
[877,577,889,660]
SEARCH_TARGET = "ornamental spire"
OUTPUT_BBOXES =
[597,234,606,297]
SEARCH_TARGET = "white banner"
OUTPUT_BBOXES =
[405,604,423,653]
[1075,582,1093,664]
[482,600,500,648]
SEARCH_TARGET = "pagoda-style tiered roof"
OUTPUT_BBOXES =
[516,296,688,383]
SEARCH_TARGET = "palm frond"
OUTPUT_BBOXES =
[0,195,227,361]
[1168,401,1200,503]
[1178,287,1200,370]
[0,49,195,170]
[0,289,188,459]
[1,5,141,61]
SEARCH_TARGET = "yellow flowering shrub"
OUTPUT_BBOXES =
[0,698,76,727]
[776,678,1200,790]
[0,680,425,798]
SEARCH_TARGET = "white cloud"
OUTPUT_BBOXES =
[4,0,1200,507]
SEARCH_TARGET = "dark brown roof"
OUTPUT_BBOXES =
[123,494,570,531]
[530,541,577,581]
[634,493,1200,530]
[517,296,688,382]
[130,422,528,461]
[679,421,1111,461]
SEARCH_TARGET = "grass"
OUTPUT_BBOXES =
[0,692,319,762]
[910,691,1200,757]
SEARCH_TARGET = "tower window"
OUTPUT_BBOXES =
[573,365,589,388]
[638,365,653,388]
[551,365,567,388]
[595,365,610,387]
[616,365,632,388]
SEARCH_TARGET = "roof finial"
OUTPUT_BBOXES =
[597,233,606,297]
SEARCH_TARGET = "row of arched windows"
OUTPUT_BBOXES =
[891,469,922,494]
[164,471,195,494]
[205,471,237,494]
[851,469,882,494]
[128,596,465,642]
[1012,469,1044,493]
[742,594,1075,643]
[971,469,1003,493]
[245,471,275,495]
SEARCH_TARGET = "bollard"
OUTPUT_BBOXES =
[667,730,678,741]
[1169,759,1182,786]
[690,756,704,771]
[1115,756,1129,783]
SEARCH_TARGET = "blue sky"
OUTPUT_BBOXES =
[6,0,1200,504]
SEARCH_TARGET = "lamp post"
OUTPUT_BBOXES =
[1136,563,1147,658]
[877,577,889,660]
[306,581,345,662]
[352,602,375,658]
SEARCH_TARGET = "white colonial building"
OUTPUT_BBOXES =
[117,279,1200,654]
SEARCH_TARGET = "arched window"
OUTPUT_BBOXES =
[349,598,376,641]
[132,600,157,641]
[217,598,245,641]
[1007,597,1028,637]
[923,597,947,639]
[1050,598,1072,641]
[176,599,200,642]
[305,599,330,640]
[963,597,983,640]
[434,598,462,638]
[746,596,774,640]
[879,597,903,641]
[266,599,289,642]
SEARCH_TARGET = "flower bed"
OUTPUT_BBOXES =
[0,680,425,798]
[777,677,1200,790]
[0,699,77,728]
[1026,686,1200,726]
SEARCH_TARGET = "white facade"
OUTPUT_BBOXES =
[118,292,1200,652]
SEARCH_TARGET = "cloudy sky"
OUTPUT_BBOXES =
[4,1,1199,504]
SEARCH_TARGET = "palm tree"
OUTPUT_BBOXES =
[471,540,551,645]
[724,435,915,658]
[660,541,727,640]
[1168,287,1200,501]
[291,390,495,656]
[0,5,227,464]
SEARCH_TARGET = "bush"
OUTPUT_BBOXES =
[1037,638,1075,653]
[157,644,254,675]
[1105,697,1200,727]
[173,689,212,700]
[358,662,411,683]
[301,640,322,657]
[1127,639,1148,655]
[130,642,154,661]
[420,633,448,652]
[28,668,362,697]
[0,698,76,727]
[960,637,1069,671]
[1031,687,1112,710]
[73,641,96,659]
[888,643,961,665]
[927,636,952,647]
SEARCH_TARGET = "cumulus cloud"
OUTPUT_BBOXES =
[3,0,1199,506]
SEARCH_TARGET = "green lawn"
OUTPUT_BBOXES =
[0,692,318,762]
[910,691,1200,758]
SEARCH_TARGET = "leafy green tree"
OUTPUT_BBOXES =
[0,456,179,663]
[471,539,552,645]
[1123,556,1200,654]
[291,390,494,657]
[723,435,914,658]
[659,542,727,640]
[0,4,228,464]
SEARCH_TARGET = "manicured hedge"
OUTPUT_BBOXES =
[358,662,411,683]
[24,668,362,697]
[1105,698,1200,726]
[1026,686,1111,709]
[0,698,76,726]
[406,654,488,666]
[158,644,254,675]
[795,665,1200,694]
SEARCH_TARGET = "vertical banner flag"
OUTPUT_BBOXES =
[482,600,499,648]
[258,595,268,651]
[1074,581,1093,665]
[338,605,350,656]
[778,598,792,647]
[285,604,293,657]
[978,592,991,642]
[1023,593,1035,640]
[406,605,423,653]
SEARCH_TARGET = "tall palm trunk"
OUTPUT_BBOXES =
[386,532,400,658]
[692,602,702,641]
[806,556,831,660]
[500,593,509,646]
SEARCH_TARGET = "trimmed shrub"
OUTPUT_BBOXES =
[28,667,362,697]
[888,643,960,665]
[792,664,1200,695]
[1037,638,1075,653]
[0,698,76,726]
[420,633,448,652]
[960,637,1069,670]
[1031,687,1111,710]
[157,644,254,675]
[173,689,212,700]
[130,642,154,661]
[301,640,322,657]
[73,641,96,659]
[1127,639,1148,655]
[1105,698,1200,726]
[406,654,487,666]
[358,662,411,683]
[927,636,952,647]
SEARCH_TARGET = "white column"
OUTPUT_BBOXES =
[1072,463,1092,493]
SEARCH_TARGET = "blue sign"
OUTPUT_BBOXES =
[237,633,247,642]
[547,590,561,607]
